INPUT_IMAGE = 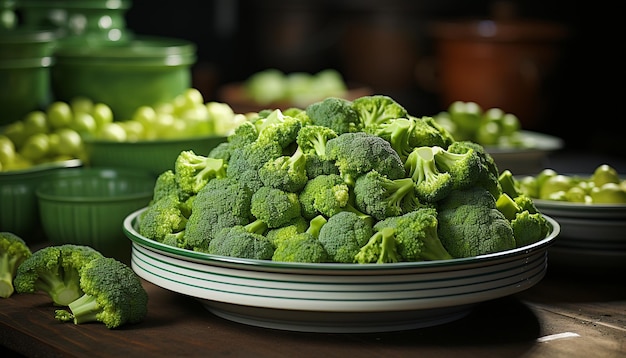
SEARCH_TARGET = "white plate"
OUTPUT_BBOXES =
[123,208,560,333]
[485,131,564,174]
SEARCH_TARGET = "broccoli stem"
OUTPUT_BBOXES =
[0,272,13,298]
[34,271,83,306]
[354,227,399,264]
[306,215,328,239]
[66,293,100,324]
[244,219,268,235]
[383,178,415,209]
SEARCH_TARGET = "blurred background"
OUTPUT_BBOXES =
[122,0,623,159]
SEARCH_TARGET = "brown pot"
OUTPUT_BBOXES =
[418,19,567,129]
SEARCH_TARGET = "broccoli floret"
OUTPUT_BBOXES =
[207,220,274,260]
[405,146,454,203]
[511,210,551,247]
[138,193,188,243]
[174,150,227,195]
[295,125,339,178]
[255,110,303,149]
[227,120,258,150]
[207,141,232,162]
[258,147,308,193]
[353,170,420,220]
[374,116,454,161]
[265,216,309,245]
[150,170,186,203]
[318,211,374,263]
[432,145,482,190]
[354,227,400,264]
[305,97,359,135]
[14,245,104,306]
[326,132,405,186]
[184,177,253,251]
[250,186,302,228]
[0,232,32,298]
[374,208,453,262]
[226,139,283,192]
[351,95,408,133]
[55,257,148,329]
[447,141,501,198]
[437,187,515,258]
[498,170,521,198]
[272,215,330,263]
[298,174,367,220]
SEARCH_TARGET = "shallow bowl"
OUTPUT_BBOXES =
[37,167,154,263]
[124,208,559,333]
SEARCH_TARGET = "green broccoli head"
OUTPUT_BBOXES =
[271,216,329,263]
[326,132,405,186]
[255,110,303,149]
[138,193,188,243]
[305,97,359,135]
[207,222,274,260]
[14,244,104,306]
[151,169,189,205]
[298,174,351,219]
[374,116,454,161]
[174,150,227,195]
[351,95,408,133]
[374,208,453,262]
[225,139,283,192]
[353,170,420,220]
[251,186,302,228]
[207,141,233,162]
[406,146,454,203]
[227,120,258,150]
[258,148,308,193]
[437,187,515,258]
[265,216,309,246]
[447,141,501,198]
[354,227,400,264]
[55,257,148,329]
[432,145,482,190]
[0,232,32,298]
[318,211,374,263]
[296,124,338,158]
[511,210,551,247]
[184,177,254,251]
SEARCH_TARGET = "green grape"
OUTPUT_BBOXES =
[591,164,620,187]
[590,183,626,204]
[19,132,50,161]
[70,96,94,114]
[71,112,97,135]
[51,128,83,157]
[500,113,521,135]
[91,103,114,129]
[1,121,27,148]
[22,110,49,136]
[47,101,73,129]
[119,120,145,141]
[0,135,16,167]
[98,122,127,142]
[539,174,575,200]
[132,106,158,139]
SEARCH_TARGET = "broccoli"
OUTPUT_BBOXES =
[495,192,550,247]
[265,216,309,245]
[295,124,340,178]
[207,141,233,162]
[250,186,302,228]
[447,141,501,199]
[374,208,453,262]
[351,94,408,133]
[174,150,227,195]
[272,215,330,263]
[138,193,188,243]
[318,211,374,263]
[225,138,283,192]
[184,177,254,251]
[432,145,482,190]
[498,169,521,198]
[227,120,258,150]
[353,170,420,220]
[437,187,515,258]
[207,220,274,260]
[255,110,303,149]
[298,174,367,220]
[14,244,104,306]
[151,170,186,203]
[55,257,148,329]
[326,132,405,186]
[305,97,359,135]
[374,116,454,161]
[258,147,308,193]
[405,146,454,203]
[0,232,32,298]
[354,227,400,264]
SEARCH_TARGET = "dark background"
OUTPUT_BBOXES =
[124,0,625,159]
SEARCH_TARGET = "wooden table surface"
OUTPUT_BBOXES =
[1,261,624,358]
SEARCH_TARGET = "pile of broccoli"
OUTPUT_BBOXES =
[137,94,553,264]
[12,244,148,329]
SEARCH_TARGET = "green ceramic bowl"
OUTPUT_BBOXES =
[36,167,155,263]
[51,36,197,120]
[83,135,227,177]
[0,159,82,240]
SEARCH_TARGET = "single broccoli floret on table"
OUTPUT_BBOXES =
[0,232,32,298]
[405,146,453,203]
[305,97,359,135]
[326,132,405,186]
[138,193,188,243]
[174,150,227,195]
[354,227,400,264]
[374,208,453,262]
[183,177,254,251]
[299,174,367,220]
[272,215,330,263]
[258,146,308,193]
[437,186,515,258]
[251,186,302,228]
[447,141,502,198]
[55,257,148,329]
[295,124,340,179]
[14,244,104,306]
[207,220,274,260]
[351,94,408,133]
[318,211,374,263]
[373,116,454,161]
[353,170,421,220]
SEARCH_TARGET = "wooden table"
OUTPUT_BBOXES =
[1,263,624,358]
